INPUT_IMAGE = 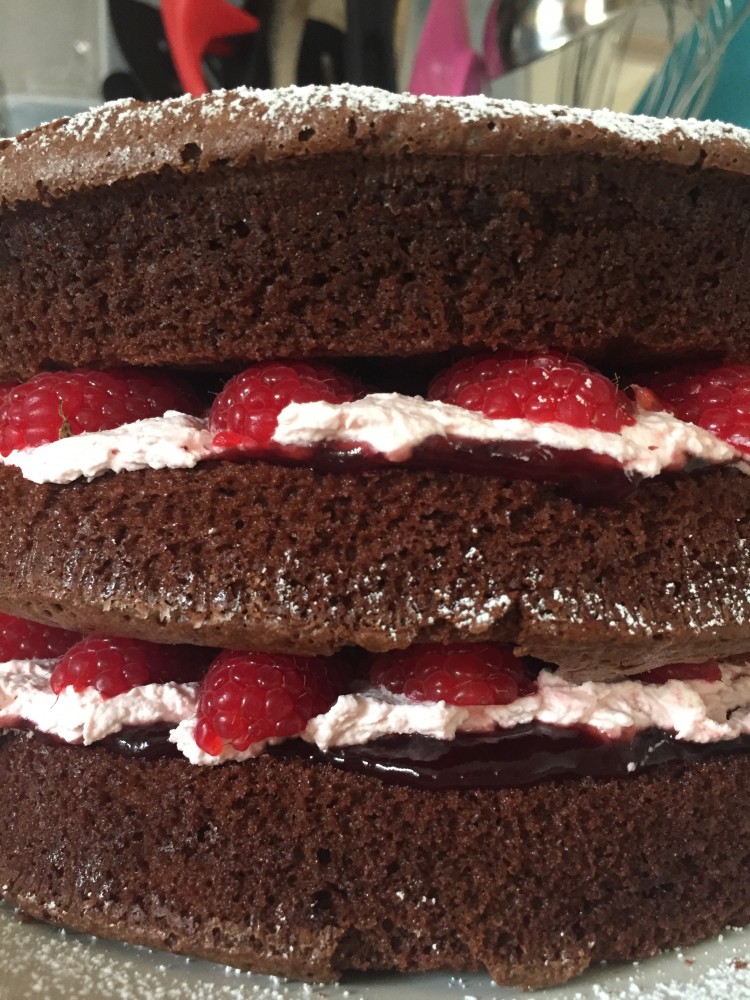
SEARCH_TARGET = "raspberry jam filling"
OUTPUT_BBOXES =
[270,726,750,790]
[96,723,750,790]
[2,618,750,787]
[0,354,746,490]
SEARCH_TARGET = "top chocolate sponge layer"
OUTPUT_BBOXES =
[2,85,750,376]
[4,85,750,205]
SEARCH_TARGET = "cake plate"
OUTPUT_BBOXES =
[1,901,749,1000]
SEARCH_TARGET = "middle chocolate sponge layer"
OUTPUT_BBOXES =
[0,461,747,682]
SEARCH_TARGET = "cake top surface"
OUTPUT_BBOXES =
[2,84,750,208]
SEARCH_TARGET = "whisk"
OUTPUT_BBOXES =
[635,0,750,116]
[410,0,749,118]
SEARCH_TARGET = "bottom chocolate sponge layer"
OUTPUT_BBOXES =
[1,733,749,988]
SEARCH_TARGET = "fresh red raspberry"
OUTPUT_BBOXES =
[0,383,19,406]
[645,363,750,453]
[639,659,722,685]
[0,612,82,661]
[429,352,635,432]
[209,361,364,451]
[371,643,535,705]
[0,368,202,455]
[195,650,342,755]
[50,636,212,699]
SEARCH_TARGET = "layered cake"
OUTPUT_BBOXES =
[0,85,750,989]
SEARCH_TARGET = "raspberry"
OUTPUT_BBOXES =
[429,352,635,432]
[50,636,212,699]
[371,643,535,705]
[0,368,202,455]
[209,361,364,451]
[0,383,19,405]
[645,363,750,453]
[0,613,82,661]
[639,659,722,685]
[195,650,341,755]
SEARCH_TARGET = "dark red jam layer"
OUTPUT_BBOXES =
[101,723,750,789]
[275,437,641,504]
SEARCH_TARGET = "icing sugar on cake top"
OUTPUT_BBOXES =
[2,83,750,208]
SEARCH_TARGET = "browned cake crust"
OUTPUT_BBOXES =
[5,87,750,205]
[1,732,749,988]
[0,462,748,679]
[2,89,750,378]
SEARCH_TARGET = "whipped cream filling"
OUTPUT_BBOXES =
[2,659,749,767]
[0,659,197,744]
[273,394,740,476]
[0,394,741,485]
[0,412,215,485]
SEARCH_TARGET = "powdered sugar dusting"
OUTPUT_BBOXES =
[0,900,748,998]
[434,593,511,633]
[18,83,750,153]
[4,83,750,208]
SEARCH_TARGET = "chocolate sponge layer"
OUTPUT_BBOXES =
[1,733,749,988]
[1,150,750,379]
[0,462,748,680]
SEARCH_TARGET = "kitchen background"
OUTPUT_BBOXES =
[1,0,748,136]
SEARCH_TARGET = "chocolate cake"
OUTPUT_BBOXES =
[1,84,750,990]
[1,462,750,677]
[2,89,750,377]
[2,732,749,988]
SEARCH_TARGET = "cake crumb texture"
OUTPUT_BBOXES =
[0,463,748,679]
[1,732,748,988]
[2,103,750,375]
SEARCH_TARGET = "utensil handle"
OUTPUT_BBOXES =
[161,0,260,96]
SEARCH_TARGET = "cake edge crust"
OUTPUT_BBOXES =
[3,84,750,210]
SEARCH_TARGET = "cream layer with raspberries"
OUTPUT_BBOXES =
[0,619,749,767]
[2,655,750,766]
[0,396,740,487]
[0,353,748,486]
